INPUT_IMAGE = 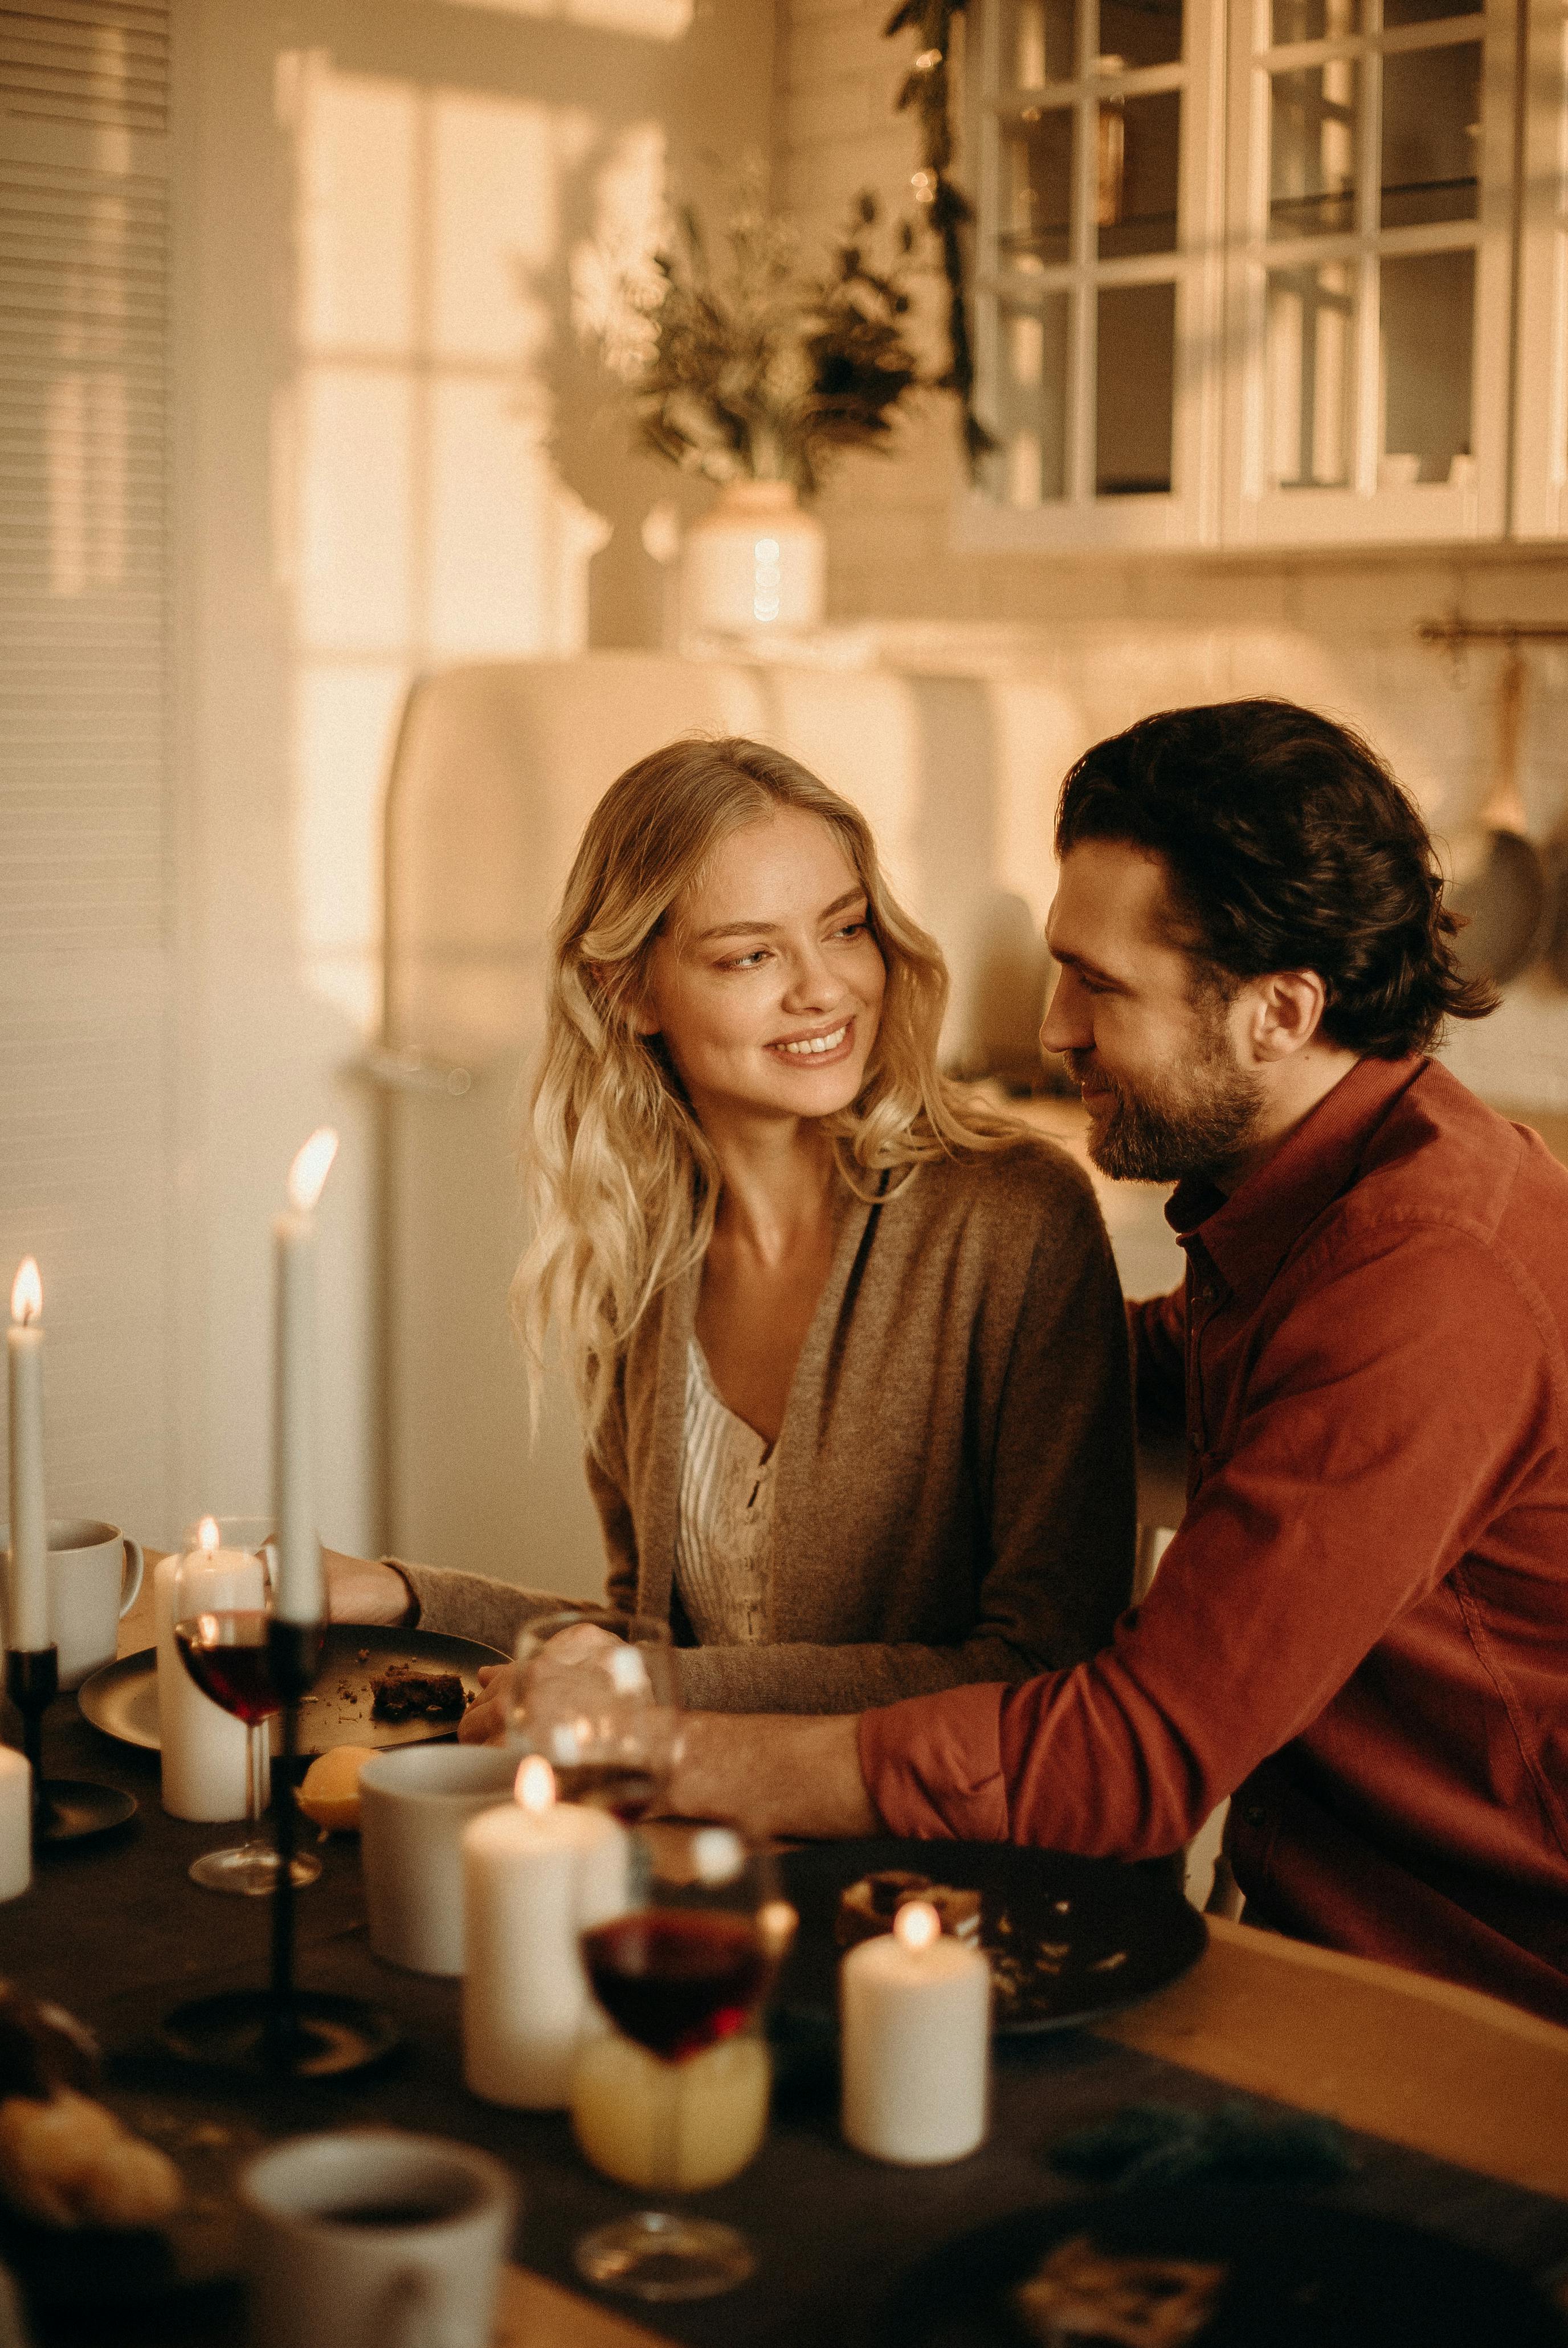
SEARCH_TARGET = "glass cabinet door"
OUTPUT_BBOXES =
[1223,0,1514,541]
[965,0,1227,546]
[1513,0,1568,537]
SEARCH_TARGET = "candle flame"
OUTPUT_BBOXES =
[9,1258,41,1326]
[514,1754,556,1815]
[197,1516,220,1554]
[287,1127,339,1214]
[894,1899,941,1954]
[758,1898,799,1959]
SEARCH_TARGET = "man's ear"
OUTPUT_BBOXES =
[1241,969,1329,1063]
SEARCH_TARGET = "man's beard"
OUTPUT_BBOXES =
[1068,1027,1264,1185]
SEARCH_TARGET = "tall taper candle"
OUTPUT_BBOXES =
[6,1260,48,1652]
[272,1128,337,1625]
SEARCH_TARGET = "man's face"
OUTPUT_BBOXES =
[1041,839,1264,1184]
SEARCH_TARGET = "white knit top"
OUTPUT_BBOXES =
[672,1342,775,1646]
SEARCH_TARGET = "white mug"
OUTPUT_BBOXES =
[0,1519,145,1691]
[238,2130,514,2348]
[360,1747,517,1977]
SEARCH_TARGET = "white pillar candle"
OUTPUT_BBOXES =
[6,1259,48,1652]
[570,2032,770,2191]
[272,1128,337,1625]
[154,1527,252,1821]
[840,1899,991,2166]
[0,1748,31,1899]
[461,1757,628,2111]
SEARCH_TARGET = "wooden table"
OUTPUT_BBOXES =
[14,1590,1562,2346]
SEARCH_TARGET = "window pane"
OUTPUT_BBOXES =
[1269,63,1359,238]
[1099,90,1181,257]
[1270,0,1358,44]
[1096,280,1175,492]
[1002,109,1075,264]
[1003,0,1076,84]
[1383,0,1476,27]
[1381,44,1480,228]
[1266,262,1354,486]
[993,295,1072,503]
[1098,0,1183,70]
[1381,247,1473,481]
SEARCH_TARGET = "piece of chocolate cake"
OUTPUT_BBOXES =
[369,1665,466,1723]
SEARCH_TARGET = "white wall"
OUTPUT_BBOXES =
[170,0,775,1555]
[778,0,1568,1115]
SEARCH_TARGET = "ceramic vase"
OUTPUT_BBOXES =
[679,478,825,642]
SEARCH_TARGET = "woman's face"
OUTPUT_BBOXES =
[638,806,887,1130]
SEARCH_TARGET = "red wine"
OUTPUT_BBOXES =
[173,1612,279,1725]
[553,1762,659,1824]
[582,1910,772,2062]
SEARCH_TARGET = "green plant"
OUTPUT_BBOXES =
[593,178,926,501]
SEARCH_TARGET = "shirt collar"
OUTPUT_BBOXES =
[1165,1055,1427,1303]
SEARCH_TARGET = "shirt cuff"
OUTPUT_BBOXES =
[856,1681,1010,1842]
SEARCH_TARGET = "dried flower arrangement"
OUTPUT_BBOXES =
[590,173,926,502]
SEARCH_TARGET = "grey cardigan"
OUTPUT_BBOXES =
[401,1140,1136,1714]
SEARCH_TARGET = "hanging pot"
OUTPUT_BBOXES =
[1447,648,1549,987]
[678,479,826,645]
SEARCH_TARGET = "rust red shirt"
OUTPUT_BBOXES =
[858,1056,1568,2021]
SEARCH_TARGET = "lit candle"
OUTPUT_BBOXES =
[461,1756,628,2110]
[154,1517,252,1822]
[0,1748,30,1901]
[272,1128,337,1625]
[840,1898,991,2165]
[6,1259,48,1653]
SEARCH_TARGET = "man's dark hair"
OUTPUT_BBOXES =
[1055,699,1498,1058]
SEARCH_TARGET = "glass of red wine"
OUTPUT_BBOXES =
[573,1823,797,2302]
[507,1609,683,1824]
[172,1517,321,1897]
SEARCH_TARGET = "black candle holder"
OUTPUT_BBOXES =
[161,1617,398,2080]
[5,1645,137,1846]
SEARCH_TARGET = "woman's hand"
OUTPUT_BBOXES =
[458,1662,514,1745]
[322,1548,415,1626]
[457,1622,625,1744]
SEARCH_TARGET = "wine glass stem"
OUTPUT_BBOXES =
[656,2052,683,2201]
[245,1719,269,1825]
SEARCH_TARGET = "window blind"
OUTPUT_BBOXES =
[1,1,174,1546]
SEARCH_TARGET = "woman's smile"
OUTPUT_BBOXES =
[769,1018,854,1065]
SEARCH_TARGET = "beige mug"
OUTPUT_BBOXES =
[360,1747,517,1977]
[0,1519,144,1690]
[238,2129,514,2348]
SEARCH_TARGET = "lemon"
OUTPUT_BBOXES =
[297,1744,378,1831]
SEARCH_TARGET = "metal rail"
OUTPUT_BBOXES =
[1418,620,1568,646]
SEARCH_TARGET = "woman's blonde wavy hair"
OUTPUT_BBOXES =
[516,735,1020,1442]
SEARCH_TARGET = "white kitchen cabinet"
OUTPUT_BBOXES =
[965,0,1230,548]
[1223,0,1514,544]
[966,0,1533,546]
[1513,0,1568,536]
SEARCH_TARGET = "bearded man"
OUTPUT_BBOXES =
[663,698,1568,2023]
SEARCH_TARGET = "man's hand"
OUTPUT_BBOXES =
[323,1548,415,1627]
[667,1711,881,1841]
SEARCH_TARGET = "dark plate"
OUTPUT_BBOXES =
[876,2189,1566,2347]
[77,1626,508,1758]
[778,1839,1206,2036]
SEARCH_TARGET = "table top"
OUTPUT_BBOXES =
[5,1620,1568,2346]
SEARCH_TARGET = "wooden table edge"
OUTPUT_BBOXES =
[1094,1913,1568,2200]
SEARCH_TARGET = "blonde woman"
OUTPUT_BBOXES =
[333,736,1136,1720]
